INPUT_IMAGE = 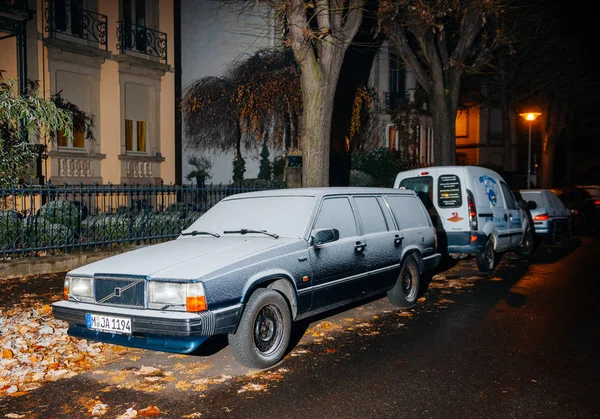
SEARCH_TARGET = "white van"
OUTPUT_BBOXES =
[393,166,535,273]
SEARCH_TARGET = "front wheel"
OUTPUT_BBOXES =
[228,288,292,370]
[388,255,421,308]
[476,238,496,273]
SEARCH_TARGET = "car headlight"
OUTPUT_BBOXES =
[64,275,93,300]
[148,281,207,312]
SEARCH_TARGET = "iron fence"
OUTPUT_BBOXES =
[0,183,284,259]
[116,21,167,63]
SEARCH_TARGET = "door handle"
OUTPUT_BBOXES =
[355,241,366,253]
[394,234,403,245]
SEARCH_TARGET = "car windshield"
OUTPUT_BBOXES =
[182,195,315,238]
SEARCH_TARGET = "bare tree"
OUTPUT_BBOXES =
[282,0,364,186]
[379,0,511,165]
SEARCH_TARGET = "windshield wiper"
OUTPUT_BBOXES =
[223,229,279,239]
[180,230,220,238]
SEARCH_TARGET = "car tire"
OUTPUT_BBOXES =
[387,255,420,308]
[515,224,535,256]
[228,288,291,370]
[476,238,496,273]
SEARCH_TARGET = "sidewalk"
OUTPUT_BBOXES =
[0,271,132,398]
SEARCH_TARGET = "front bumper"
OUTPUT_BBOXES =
[52,301,242,353]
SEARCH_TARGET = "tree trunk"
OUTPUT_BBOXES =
[301,80,336,187]
[539,131,557,188]
[430,91,457,165]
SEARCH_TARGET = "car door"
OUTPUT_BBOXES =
[499,181,523,247]
[352,195,401,293]
[308,196,368,309]
[491,179,511,251]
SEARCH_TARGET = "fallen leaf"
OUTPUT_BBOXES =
[2,349,13,359]
[116,408,138,419]
[139,405,161,416]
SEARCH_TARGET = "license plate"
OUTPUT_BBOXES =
[86,313,132,335]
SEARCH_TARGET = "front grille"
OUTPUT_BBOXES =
[94,275,146,308]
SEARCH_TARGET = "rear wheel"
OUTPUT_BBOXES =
[228,288,291,370]
[388,255,420,308]
[515,225,535,256]
[476,238,496,273]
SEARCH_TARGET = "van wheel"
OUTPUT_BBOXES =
[476,238,496,273]
[388,255,420,308]
[515,225,535,256]
[228,289,291,370]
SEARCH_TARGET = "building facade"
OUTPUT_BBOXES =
[0,0,176,185]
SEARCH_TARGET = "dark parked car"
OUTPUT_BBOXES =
[551,188,597,233]
[53,188,441,369]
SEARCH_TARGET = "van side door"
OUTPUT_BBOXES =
[499,181,523,247]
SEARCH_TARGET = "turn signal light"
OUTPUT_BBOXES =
[186,296,207,312]
[534,213,549,221]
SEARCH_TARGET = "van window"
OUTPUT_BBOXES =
[354,196,388,234]
[399,176,433,209]
[437,174,462,208]
[314,197,358,239]
[500,182,516,210]
[385,195,430,229]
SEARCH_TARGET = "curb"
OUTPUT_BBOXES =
[0,246,143,280]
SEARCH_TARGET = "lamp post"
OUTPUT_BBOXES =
[519,111,542,189]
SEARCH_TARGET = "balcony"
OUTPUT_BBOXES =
[0,0,33,31]
[44,0,108,50]
[384,92,409,112]
[116,21,167,64]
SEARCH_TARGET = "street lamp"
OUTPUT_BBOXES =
[519,111,542,189]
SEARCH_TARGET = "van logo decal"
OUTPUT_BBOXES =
[479,175,498,206]
[447,212,464,222]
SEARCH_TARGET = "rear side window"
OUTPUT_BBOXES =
[438,175,462,208]
[353,196,388,234]
[385,195,430,229]
[399,176,434,209]
[313,197,358,239]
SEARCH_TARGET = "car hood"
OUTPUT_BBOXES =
[69,236,300,280]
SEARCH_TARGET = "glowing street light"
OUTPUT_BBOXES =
[519,111,542,189]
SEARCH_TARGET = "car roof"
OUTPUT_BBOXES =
[222,187,417,201]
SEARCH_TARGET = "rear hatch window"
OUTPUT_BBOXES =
[437,175,462,208]
[399,176,434,209]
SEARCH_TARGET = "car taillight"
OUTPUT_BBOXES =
[595,200,600,206]
[534,213,549,221]
[467,190,477,230]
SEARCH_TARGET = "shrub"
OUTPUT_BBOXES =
[22,217,74,247]
[38,199,80,229]
[0,210,23,250]
[80,214,132,243]
[351,147,412,187]
[349,170,377,187]
[133,213,184,238]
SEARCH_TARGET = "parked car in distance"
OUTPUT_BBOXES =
[551,187,597,233]
[574,185,600,220]
[515,189,570,243]
[394,166,535,273]
[53,188,441,369]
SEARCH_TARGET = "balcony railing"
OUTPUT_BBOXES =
[116,21,167,63]
[0,0,29,17]
[384,92,409,111]
[44,0,108,50]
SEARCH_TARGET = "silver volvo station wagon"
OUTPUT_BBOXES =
[53,187,441,369]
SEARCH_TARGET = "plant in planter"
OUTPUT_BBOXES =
[185,154,213,186]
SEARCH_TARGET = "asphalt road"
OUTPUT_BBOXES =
[1,235,599,418]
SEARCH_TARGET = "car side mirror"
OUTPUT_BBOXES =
[310,228,340,246]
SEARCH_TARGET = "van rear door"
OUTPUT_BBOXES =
[436,172,470,235]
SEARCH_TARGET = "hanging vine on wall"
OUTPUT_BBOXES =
[50,91,95,142]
